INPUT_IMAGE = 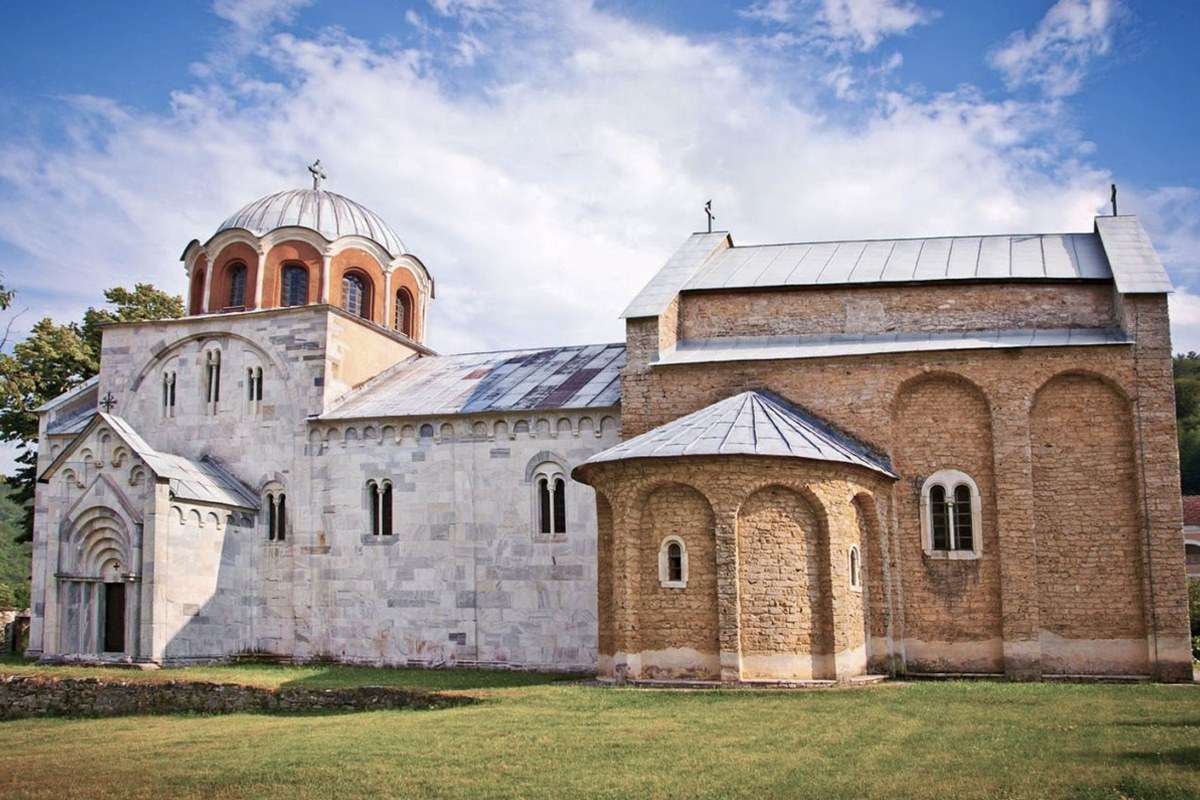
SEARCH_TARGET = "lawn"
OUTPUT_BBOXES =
[0,662,1198,800]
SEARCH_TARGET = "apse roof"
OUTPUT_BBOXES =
[39,413,259,511]
[321,343,625,420]
[580,390,895,477]
[216,189,406,257]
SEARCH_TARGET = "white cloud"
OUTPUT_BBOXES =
[990,0,1123,97]
[742,0,933,51]
[0,0,1194,361]
[1171,290,1200,355]
[212,0,312,35]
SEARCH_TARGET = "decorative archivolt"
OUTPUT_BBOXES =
[128,331,289,393]
[60,505,136,578]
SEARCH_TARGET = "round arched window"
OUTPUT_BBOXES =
[281,264,308,307]
[342,273,369,319]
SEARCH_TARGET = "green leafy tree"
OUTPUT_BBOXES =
[0,284,183,545]
[1175,354,1200,494]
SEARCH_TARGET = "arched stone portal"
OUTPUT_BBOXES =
[56,505,140,659]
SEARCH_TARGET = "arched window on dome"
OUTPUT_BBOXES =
[395,288,414,337]
[226,262,247,309]
[342,272,370,320]
[281,264,308,307]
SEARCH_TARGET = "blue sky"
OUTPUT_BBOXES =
[1,0,1199,360]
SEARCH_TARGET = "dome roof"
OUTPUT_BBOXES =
[215,189,406,257]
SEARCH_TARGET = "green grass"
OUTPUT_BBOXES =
[0,663,1198,799]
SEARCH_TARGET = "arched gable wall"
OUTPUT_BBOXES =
[209,242,259,312]
[331,247,385,323]
[264,240,322,310]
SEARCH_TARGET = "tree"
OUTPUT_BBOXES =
[1177,354,1200,494]
[0,284,183,543]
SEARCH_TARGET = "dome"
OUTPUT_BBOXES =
[215,189,406,257]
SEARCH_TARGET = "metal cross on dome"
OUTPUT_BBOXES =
[308,159,327,190]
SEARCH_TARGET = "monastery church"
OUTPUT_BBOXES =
[27,169,1193,683]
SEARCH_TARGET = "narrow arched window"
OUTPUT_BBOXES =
[368,480,380,535]
[922,470,982,558]
[395,288,413,336]
[267,492,277,541]
[929,484,949,551]
[247,366,263,406]
[342,273,368,318]
[658,537,688,588]
[667,541,682,582]
[227,262,247,308]
[849,545,861,590]
[276,493,286,542]
[553,477,566,534]
[205,349,221,410]
[381,481,393,536]
[161,371,176,418]
[281,264,308,307]
[538,477,552,534]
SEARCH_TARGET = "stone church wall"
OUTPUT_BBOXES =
[616,285,1190,680]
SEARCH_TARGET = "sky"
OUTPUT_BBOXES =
[0,0,1198,361]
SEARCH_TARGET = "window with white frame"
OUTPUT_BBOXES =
[366,479,393,536]
[161,370,176,418]
[848,545,862,591]
[658,536,688,588]
[265,490,286,542]
[920,470,982,558]
[204,348,221,412]
[532,463,567,535]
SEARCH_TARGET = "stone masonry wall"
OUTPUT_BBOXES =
[581,456,889,683]
[678,282,1118,341]
[618,282,1190,680]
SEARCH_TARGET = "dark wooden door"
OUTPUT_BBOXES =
[103,583,125,653]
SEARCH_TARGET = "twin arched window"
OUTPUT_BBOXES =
[921,470,982,558]
[367,479,393,536]
[266,491,286,542]
[282,264,308,307]
[343,273,368,319]
[227,262,247,308]
[395,288,414,337]
[658,537,688,588]
[533,463,566,535]
[247,366,263,405]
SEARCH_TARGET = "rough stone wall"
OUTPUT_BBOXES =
[892,374,1004,672]
[737,486,832,679]
[617,281,1189,680]
[0,675,469,719]
[580,456,888,683]
[635,484,718,678]
[1032,373,1148,674]
[678,282,1118,341]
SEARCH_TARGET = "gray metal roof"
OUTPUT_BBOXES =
[47,411,96,436]
[621,232,731,318]
[217,189,406,257]
[581,390,894,477]
[655,327,1131,366]
[623,216,1172,320]
[1094,215,1173,293]
[683,232,1112,291]
[322,343,625,420]
[40,414,258,511]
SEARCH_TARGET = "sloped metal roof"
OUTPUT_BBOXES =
[654,327,1131,366]
[217,189,406,257]
[40,414,258,511]
[581,390,894,477]
[683,232,1112,291]
[1094,215,1173,293]
[322,343,625,420]
[621,232,731,318]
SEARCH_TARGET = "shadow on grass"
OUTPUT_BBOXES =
[1114,746,1200,768]
[1071,775,1199,800]
[271,663,586,692]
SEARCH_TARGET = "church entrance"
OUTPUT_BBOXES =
[103,583,125,653]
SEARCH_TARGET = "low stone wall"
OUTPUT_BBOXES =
[0,675,472,720]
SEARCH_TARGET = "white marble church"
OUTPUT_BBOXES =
[28,171,622,669]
